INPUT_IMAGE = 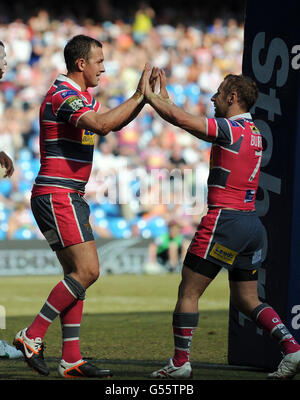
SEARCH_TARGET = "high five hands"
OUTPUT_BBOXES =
[134,63,172,105]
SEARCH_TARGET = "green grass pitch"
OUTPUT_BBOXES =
[0,271,283,380]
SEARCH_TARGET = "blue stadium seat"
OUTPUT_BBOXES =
[185,83,201,104]
[12,227,37,240]
[93,207,106,221]
[18,180,33,193]
[134,216,168,238]
[0,207,11,222]
[0,228,6,239]
[18,148,32,162]
[100,200,120,217]
[166,84,186,106]
[0,180,12,196]
[145,216,168,237]
[107,217,131,238]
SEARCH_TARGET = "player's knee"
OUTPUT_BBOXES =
[83,264,100,287]
[178,281,201,301]
[89,265,100,284]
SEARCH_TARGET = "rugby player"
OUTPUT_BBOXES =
[144,69,300,380]
[13,35,153,378]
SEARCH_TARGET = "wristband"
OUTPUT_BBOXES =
[134,89,144,104]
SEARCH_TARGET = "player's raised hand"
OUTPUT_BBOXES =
[149,67,159,92]
[158,69,170,100]
[135,62,151,101]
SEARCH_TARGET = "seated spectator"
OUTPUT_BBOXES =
[148,220,189,272]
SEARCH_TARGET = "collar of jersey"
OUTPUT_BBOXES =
[56,74,82,92]
[230,112,252,121]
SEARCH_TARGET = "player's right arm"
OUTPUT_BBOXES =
[77,90,144,136]
[77,63,153,136]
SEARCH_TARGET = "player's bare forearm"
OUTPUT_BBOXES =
[112,96,145,132]
[146,94,213,142]
[99,91,144,134]
[78,90,144,136]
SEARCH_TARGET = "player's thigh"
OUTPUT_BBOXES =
[178,263,217,299]
[229,279,260,317]
[56,240,100,286]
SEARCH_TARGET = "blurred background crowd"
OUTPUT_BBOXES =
[0,0,245,242]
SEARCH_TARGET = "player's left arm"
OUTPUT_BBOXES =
[145,69,215,143]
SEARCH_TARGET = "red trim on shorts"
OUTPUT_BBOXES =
[51,193,83,248]
[188,209,221,258]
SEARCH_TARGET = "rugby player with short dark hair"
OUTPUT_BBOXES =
[145,69,300,380]
[13,34,154,378]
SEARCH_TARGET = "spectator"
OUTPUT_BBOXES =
[148,220,189,272]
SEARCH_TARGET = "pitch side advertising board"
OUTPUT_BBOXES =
[228,0,300,369]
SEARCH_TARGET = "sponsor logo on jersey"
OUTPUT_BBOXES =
[66,96,85,111]
[61,90,78,98]
[82,130,95,145]
[209,242,238,265]
[250,124,260,134]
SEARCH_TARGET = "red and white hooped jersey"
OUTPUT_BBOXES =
[32,74,100,198]
[205,113,263,211]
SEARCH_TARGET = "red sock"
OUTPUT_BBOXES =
[173,327,195,367]
[172,312,199,367]
[60,300,83,363]
[26,280,77,340]
[255,305,300,355]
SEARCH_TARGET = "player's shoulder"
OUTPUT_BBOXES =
[53,84,80,99]
[51,75,81,98]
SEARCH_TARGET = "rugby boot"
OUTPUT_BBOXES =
[58,359,113,378]
[151,358,193,379]
[268,350,300,379]
[13,328,49,376]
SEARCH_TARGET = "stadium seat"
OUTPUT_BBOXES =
[93,207,106,221]
[184,83,201,104]
[18,148,32,162]
[107,217,131,238]
[167,84,186,106]
[0,206,10,221]
[18,180,33,193]
[100,200,121,217]
[0,180,12,196]
[12,227,37,240]
[0,229,6,239]
[134,216,168,238]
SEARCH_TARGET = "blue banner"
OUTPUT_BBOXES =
[228,0,300,369]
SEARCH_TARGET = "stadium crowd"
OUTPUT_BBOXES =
[0,3,244,241]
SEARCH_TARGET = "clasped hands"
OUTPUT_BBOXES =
[134,63,172,105]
